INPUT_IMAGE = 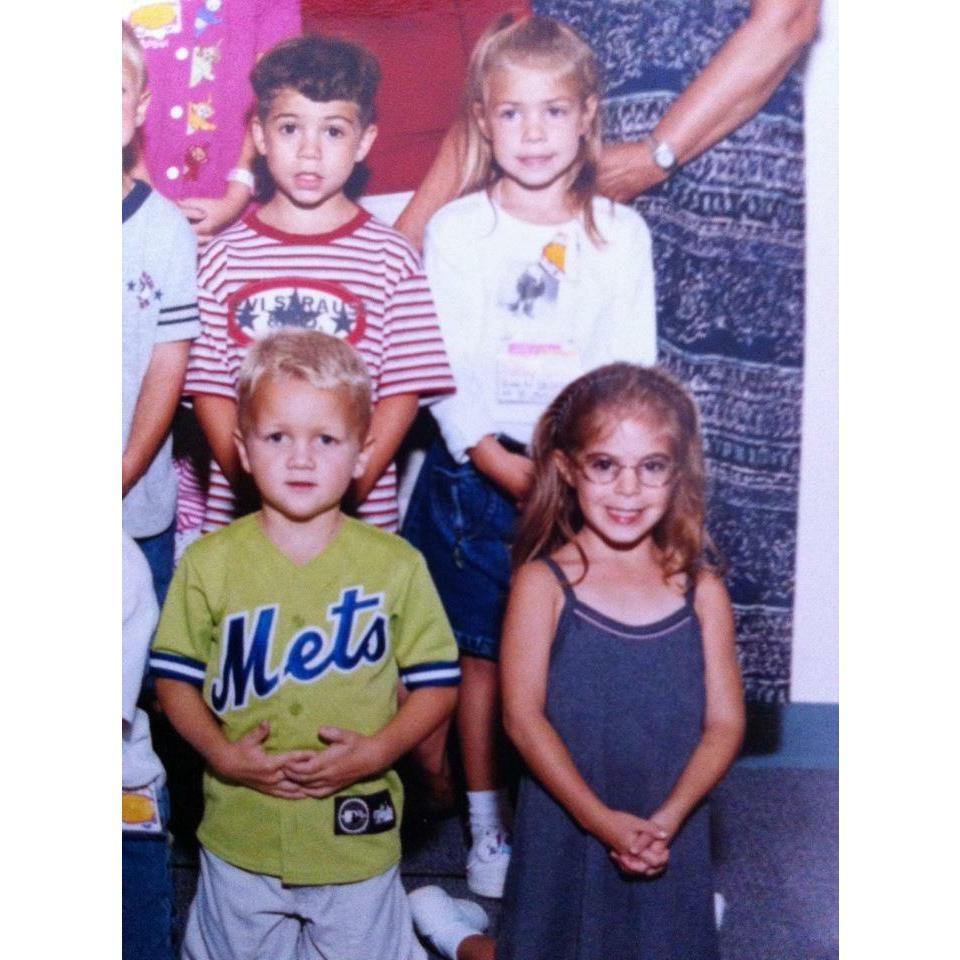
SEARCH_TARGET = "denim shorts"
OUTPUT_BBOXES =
[402,440,518,661]
[122,786,177,960]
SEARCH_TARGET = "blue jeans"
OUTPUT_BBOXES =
[122,787,176,960]
[135,521,175,608]
[402,440,517,660]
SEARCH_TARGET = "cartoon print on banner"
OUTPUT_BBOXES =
[182,143,210,181]
[190,42,221,87]
[194,0,223,36]
[228,279,367,347]
[125,1,183,47]
[187,96,217,135]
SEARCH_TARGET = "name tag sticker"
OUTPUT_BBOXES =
[496,341,582,405]
[122,783,164,834]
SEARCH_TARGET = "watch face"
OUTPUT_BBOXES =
[653,141,676,170]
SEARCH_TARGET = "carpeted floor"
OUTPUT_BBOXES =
[172,765,838,959]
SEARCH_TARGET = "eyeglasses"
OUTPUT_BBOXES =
[574,453,677,488]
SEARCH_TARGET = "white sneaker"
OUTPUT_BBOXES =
[409,885,489,959]
[466,827,511,899]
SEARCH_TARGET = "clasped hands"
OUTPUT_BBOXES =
[211,720,385,801]
[600,808,675,878]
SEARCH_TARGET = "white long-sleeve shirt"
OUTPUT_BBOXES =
[425,191,658,462]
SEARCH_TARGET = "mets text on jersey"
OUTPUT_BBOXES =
[209,586,387,713]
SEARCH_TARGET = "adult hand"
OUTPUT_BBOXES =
[597,142,668,203]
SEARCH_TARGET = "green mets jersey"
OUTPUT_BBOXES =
[151,514,459,885]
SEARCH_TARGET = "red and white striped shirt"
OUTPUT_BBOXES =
[185,209,455,532]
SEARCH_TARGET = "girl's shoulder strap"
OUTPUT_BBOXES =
[540,556,576,600]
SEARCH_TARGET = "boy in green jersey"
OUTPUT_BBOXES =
[152,330,460,960]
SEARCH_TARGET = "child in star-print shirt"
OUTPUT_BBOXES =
[123,0,301,562]
[123,22,201,601]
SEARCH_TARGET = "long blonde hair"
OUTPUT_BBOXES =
[458,14,604,241]
[513,364,720,584]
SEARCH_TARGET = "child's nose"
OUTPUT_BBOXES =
[614,465,642,495]
[288,439,315,466]
[522,113,546,140]
[298,132,322,158]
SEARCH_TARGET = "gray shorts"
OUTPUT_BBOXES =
[182,847,428,960]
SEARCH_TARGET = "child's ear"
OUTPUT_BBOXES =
[354,123,378,163]
[553,449,575,486]
[136,88,151,128]
[473,101,491,141]
[251,116,267,156]
[352,431,375,480]
[580,95,598,135]
[234,428,252,475]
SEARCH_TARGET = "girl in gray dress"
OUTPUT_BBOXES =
[411,363,744,960]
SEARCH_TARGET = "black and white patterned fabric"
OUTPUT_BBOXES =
[535,0,807,702]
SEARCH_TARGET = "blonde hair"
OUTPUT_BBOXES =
[236,331,372,436]
[514,363,720,584]
[122,20,147,92]
[459,14,604,241]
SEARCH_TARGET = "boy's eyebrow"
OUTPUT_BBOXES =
[270,110,359,124]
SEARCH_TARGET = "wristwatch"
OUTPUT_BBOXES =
[646,135,678,176]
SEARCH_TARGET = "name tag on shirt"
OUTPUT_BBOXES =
[496,341,582,405]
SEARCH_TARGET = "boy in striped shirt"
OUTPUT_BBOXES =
[153,331,460,960]
[184,34,454,535]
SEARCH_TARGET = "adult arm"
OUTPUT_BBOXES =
[175,128,256,241]
[599,0,821,200]
[394,120,467,251]
[501,563,666,861]
[122,340,191,497]
[353,392,420,504]
[646,572,746,840]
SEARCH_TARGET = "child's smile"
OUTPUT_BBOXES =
[561,417,676,549]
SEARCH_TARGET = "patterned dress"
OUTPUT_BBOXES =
[535,0,807,701]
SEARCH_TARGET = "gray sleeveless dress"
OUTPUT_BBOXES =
[496,558,719,960]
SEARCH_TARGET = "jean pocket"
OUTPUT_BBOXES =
[429,462,514,545]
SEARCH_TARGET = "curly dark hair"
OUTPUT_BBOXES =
[251,34,381,126]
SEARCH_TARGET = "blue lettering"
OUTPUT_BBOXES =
[328,589,382,670]
[210,607,280,712]
[284,628,333,681]
[346,616,388,668]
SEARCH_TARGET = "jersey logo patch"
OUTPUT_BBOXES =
[334,790,396,836]
[227,279,366,347]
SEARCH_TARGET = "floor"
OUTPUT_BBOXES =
[171,763,839,959]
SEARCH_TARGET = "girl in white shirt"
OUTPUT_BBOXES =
[402,14,657,899]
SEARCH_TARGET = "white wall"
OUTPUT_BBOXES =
[790,0,839,703]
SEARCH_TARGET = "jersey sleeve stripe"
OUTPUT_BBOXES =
[399,662,461,689]
[150,652,206,686]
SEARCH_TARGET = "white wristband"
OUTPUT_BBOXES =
[227,168,256,191]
